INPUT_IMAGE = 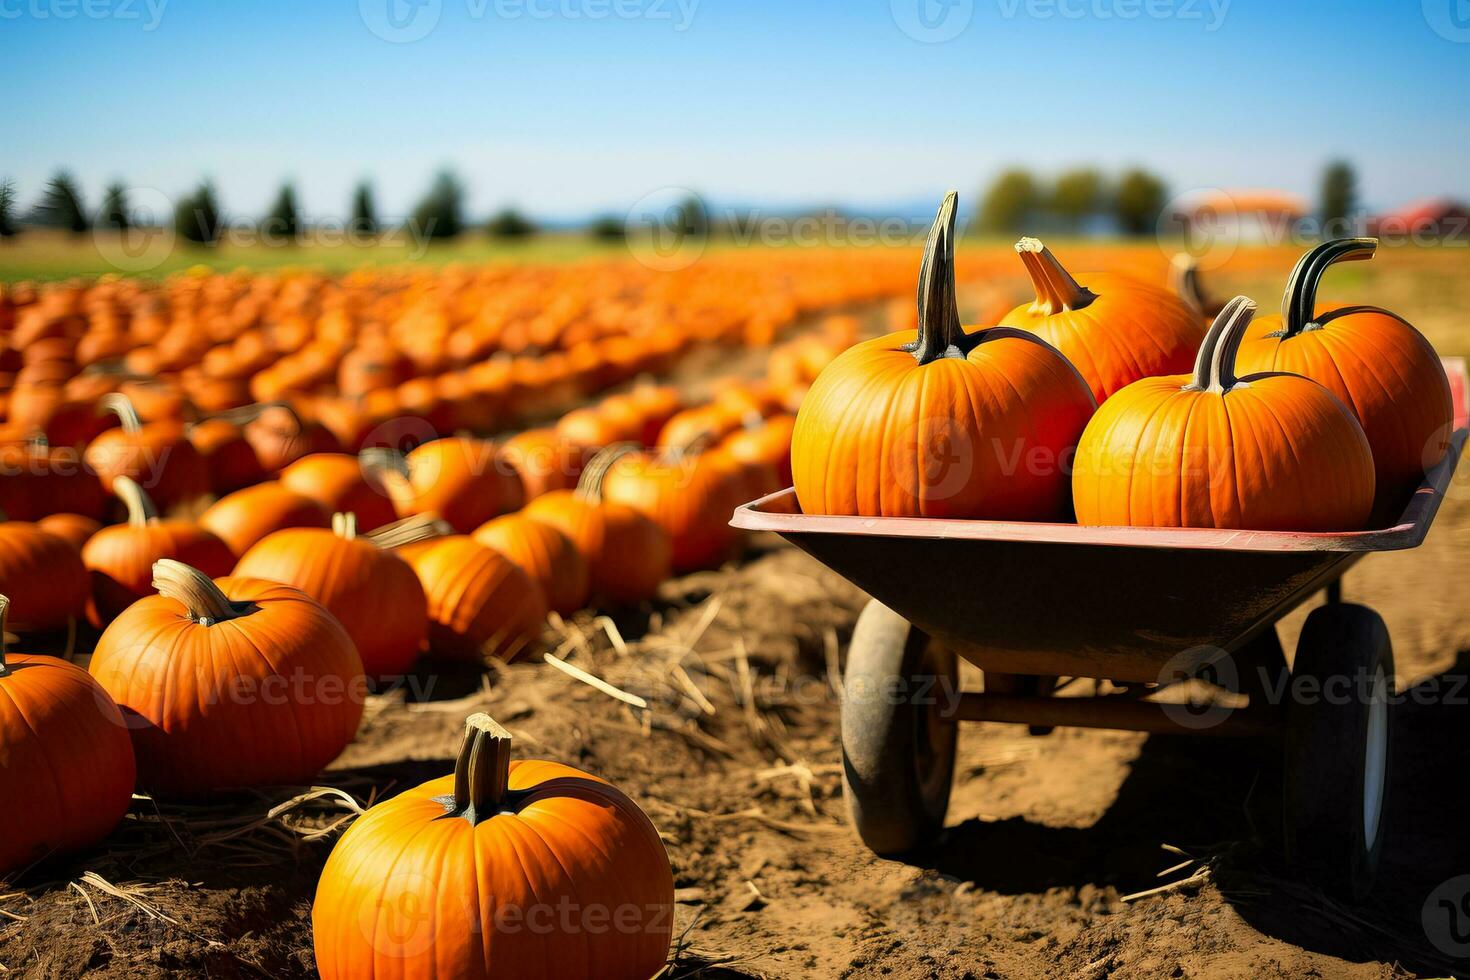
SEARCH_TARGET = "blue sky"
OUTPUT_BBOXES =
[5,0,1469,222]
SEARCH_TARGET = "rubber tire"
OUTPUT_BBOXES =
[841,599,959,856]
[1283,602,1393,900]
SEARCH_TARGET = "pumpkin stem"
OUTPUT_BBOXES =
[0,595,10,677]
[1015,238,1097,315]
[204,400,303,433]
[114,474,159,527]
[364,513,451,550]
[98,392,143,433]
[1169,253,1220,317]
[152,558,244,626]
[907,191,964,365]
[1196,296,1258,394]
[451,712,514,822]
[577,443,640,503]
[332,512,358,541]
[1280,238,1377,337]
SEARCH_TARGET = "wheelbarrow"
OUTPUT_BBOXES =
[731,357,1468,899]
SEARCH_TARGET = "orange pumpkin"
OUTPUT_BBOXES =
[278,453,397,532]
[791,194,1096,520]
[198,482,331,557]
[0,521,88,632]
[403,535,547,662]
[83,394,210,513]
[36,512,101,552]
[600,444,750,573]
[523,451,672,606]
[1073,296,1375,531]
[1003,238,1205,403]
[187,418,267,496]
[89,559,365,796]
[1235,238,1454,519]
[0,441,106,521]
[82,476,235,627]
[473,512,590,616]
[312,713,674,980]
[497,427,584,502]
[383,437,524,533]
[0,595,137,876]
[723,414,796,488]
[234,513,427,681]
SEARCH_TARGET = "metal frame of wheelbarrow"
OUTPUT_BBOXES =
[731,357,1468,900]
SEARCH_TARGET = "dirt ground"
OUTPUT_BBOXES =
[3,246,1468,978]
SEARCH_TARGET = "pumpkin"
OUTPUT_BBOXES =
[1235,238,1454,519]
[723,414,796,488]
[1002,238,1205,403]
[383,437,524,533]
[89,559,365,796]
[312,713,674,980]
[198,481,331,557]
[36,512,101,552]
[234,513,427,681]
[0,441,106,521]
[522,450,672,606]
[0,521,88,632]
[473,513,590,616]
[1169,253,1225,320]
[187,418,267,496]
[82,476,235,627]
[403,536,547,662]
[497,427,584,502]
[0,595,137,876]
[83,393,210,513]
[278,453,397,532]
[601,443,750,573]
[224,402,342,475]
[791,193,1097,520]
[1073,296,1375,531]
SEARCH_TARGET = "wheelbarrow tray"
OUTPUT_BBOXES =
[732,358,1469,683]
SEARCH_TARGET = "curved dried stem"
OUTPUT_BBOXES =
[1015,238,1098,315]
[365,513,450,550]
[449,712,514,823]
[576,442,641,503]
[907,191,963,364]
[152,559,243,626]
[1279,238,1377,337]
[98,393,143,434]
[113,475,159,527]
[1194,296,1258,393]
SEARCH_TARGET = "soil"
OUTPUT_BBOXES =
[4,253,1469,978]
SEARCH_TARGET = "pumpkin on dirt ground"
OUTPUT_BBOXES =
[1002,237,1205,403]
[82,475,235,627]
[600,442,751,573]
[0,595,137,877]
[0,520,89,632]
[402,535,548,663]
[1072,296,1375,532]
[791,192,1097,521]
[1234,238,1454,521]
[312,713,674,980]
[522,448,673,606]
[89,559,365,797]
[234,513,427,682]
[472,512,590,617]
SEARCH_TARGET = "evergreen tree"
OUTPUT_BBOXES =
[350,181,378,237]
[100,183,130,230]
[265,182,301,244]
[175,182,222,245]
[486,208,536,239]
[1319,160,1358,233]
[408,170,465,241]
[588,215,625,241]
[37,171,89,234]
[0,180,17,238]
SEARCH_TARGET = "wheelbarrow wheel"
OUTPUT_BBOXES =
[841,599,958,856]
[1283,602,1393,900]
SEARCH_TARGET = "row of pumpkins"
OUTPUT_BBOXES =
[793,192,1455,531]
[0,317,854,978]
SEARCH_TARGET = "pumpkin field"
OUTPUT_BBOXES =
[0,227,1466,978]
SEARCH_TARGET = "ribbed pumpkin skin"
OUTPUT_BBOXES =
[0,655,137,875]
[405,536,547,662]
[1237,308,1453,519]
[199,482,331,557]
[523,491,672,605]
[601,450,749,572]
[391,438,524,533]
[235,529,427,680]
[1003,272,1204,404]
[89,576,365,796]
[1072,373,1375,531]
[312,759,674,980]
[791,331,1096,520]
[279,453,398,532]
[83,523,235,626]
[0,524,88,631]
[473,514,590,616]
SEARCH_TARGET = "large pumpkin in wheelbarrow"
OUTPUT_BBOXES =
[791,192,1096,521]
